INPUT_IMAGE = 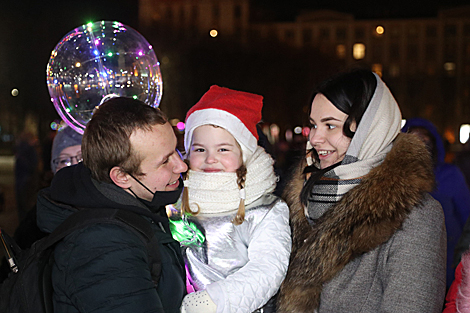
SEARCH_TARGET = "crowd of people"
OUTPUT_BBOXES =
[3,68,470,312]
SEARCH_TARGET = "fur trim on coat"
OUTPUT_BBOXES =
[277,133,434,313]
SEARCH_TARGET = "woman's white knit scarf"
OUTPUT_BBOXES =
[184,147,277,215]
[306,73,402,220]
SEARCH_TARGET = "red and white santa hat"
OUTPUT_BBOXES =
[184,85,263,162]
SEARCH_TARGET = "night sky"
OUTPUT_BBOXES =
[253,0,470,20]
[1,0,470,134]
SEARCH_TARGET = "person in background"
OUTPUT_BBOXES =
[0,125,83,283]
[50,126,83,174]
[17,125,83,249]
[14,131,39,222]
[443,251,470,312]
[402,118,470,289]
[176,86,291,313]
[36,97,188,313]
[277,69,446,313]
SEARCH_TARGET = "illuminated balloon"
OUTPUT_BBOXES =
[46,21,162,134]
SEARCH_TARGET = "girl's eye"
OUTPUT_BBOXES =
[219,148,229,152]
[194,148,204,152]
[327,124,337,130]
[310,124,317,129]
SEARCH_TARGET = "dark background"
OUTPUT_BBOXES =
[1,0,470,138]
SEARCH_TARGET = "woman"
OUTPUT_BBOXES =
[277,69,446,312]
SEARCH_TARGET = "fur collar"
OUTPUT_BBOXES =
[277,133,434,312]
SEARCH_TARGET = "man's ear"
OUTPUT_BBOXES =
[109,166,131,189]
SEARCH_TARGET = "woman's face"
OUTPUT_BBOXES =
[309,94,352,169]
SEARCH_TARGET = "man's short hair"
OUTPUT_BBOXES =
[82,97,168,183]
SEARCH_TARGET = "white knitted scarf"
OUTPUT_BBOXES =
[184,147,277,215]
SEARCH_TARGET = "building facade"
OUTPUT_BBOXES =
[139,0,470,145]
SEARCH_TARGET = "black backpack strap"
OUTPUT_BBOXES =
[39,208,162,313]
[112,209,162,283]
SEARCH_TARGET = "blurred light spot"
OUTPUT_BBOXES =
[353,43,366,60]
[461,125,470,144]
[210,29,218,37]
[444,62,456,71]
[285,129,293,142]
[372,64,383,77]
[176,122,185,131]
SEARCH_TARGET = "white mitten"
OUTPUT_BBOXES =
[180,290,217,313]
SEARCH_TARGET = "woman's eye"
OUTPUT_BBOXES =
[327,124,337,129]
[219,148,229,152]
[194,148,204,152]
[310,124,317,129]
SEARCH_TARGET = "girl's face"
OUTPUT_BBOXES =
[189,125,242,173]
[309,94,353,169]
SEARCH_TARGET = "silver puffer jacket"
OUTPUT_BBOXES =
[182,194,291,313]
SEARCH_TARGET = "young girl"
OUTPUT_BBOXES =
[175,85,291,313]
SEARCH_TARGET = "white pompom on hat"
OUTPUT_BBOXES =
[184,85,263,162]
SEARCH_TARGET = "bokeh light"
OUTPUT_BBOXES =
[375,26,385,35]
[176,122,185,131]
[461,124,470,144]
[46,20,163,134]
[209,29,218,37]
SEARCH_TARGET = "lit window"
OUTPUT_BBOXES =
[444,62,456,77]
[336,44,346,59]
[444,62,456,71]
[372,64,383,77]
[353,43,366,60]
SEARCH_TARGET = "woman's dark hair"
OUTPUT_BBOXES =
[312,69,377,138]
[300,69,378,206]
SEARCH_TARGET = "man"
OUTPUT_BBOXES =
[36,97,188,313]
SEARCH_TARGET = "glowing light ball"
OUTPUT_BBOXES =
[46,21,162,134]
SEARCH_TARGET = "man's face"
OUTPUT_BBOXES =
[128,122,187,201]
[55,144,82,173]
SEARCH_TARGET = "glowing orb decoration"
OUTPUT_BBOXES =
[46,21,162,134]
